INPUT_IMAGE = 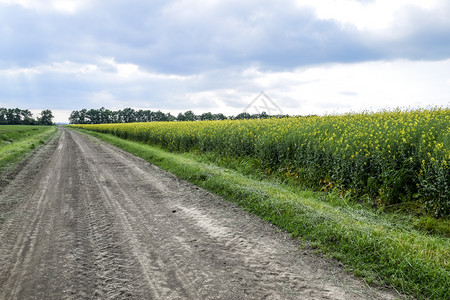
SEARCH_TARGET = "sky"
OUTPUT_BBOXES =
[1,0,449,123]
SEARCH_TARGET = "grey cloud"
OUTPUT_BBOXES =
[2,0,450,75]
[367,2,450,60]
[1,0,450,119]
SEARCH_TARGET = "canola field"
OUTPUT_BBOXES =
[72,107,449,217]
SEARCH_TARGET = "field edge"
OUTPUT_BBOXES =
[0,125,59,175]
[70,127,449,300]
[0,126,60,225]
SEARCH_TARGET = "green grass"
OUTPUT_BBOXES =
[70,108,450,217]
[0,125,58,174]
[72,127,449,300]
[194,151,450,238]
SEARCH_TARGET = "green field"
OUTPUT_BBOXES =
[71,108,450,300]
[0,125,57,173]
[71,108,450,218]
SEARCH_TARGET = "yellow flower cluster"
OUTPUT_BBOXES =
[71,107,449,216]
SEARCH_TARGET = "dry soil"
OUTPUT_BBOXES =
[0,128,403,299]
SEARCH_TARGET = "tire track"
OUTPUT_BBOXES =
[0,128,405,300]
[61,131,138,299]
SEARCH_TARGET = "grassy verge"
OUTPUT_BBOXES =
[195,151,450,238]
[0,125,59,226]
[0,125,58,174]
[72,127,449,300]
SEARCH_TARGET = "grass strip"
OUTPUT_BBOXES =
[0,126,58,174]
[73,127,449,300]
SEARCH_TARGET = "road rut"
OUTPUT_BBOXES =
[0,128,402,299]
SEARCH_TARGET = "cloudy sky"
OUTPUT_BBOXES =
[1,0,449,122]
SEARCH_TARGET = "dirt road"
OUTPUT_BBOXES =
[0,128,401,299]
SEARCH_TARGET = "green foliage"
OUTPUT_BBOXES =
[414,216,450,237]
[68,107,283,124]
[0,108,55,125]
[71,107,450,217]
[38,109,54,125]
[73,127,450,300]
[0,125,57,173]
[70,107,177,124]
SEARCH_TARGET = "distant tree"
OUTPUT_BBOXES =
[110,110,120,123]
[20,109,33,122]
[38,110,54,125]
[184,110,197,121]
[200,112,214,121]
[234,112,251,120]
[86,109,101,124]
[177,112,186,121]
[69,110,80,124]
[9,108,22,124]
[22,110,36,125]
[153,110,168,122]
[0,107,53,125]
[258,111,269,119]
[78,109,87,124]
[166,112,176,122]
[68,107,284,124]
[0,108,7,124]
[214,113,227,120]
[119,108,136,123]
[98,107,110,124]
[5,109,14,124]
[136,110,146,123]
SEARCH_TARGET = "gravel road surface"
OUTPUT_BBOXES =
[0,128,402,299]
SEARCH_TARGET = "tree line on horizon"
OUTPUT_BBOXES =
[0,108,54,125]
[69,107,289,124]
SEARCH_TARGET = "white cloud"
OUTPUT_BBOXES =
[52,0,83,14]
[0,58,194,81]
[297,0,441,31]
[0,62,96,77]
[30,109,72,124]
[164,59,450,117]
[1,1,449,123]
[3,58,449,123]
[0,0,89,13]
[249,59,450,114]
